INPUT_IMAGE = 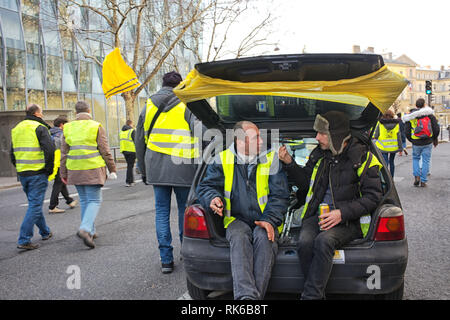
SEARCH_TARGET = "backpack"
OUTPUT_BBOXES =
[413,116,432,139]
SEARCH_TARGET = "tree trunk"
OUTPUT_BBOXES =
[122,91,136,123]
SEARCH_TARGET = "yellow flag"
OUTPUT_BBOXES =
[102,48,140,99]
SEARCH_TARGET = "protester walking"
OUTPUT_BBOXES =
[48,116,77,213]
[396,112,408,156]
[60,101,117,249]
[403,98,440,187]
[119,119,136,187]
[11,104,55,250]
[374,109,402,177]
[135,71,204,274]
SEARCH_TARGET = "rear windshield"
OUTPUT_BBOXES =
[213,95,365,122]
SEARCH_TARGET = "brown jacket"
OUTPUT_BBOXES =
[60,113,116,186]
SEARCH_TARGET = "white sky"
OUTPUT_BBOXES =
[257,0,449,70]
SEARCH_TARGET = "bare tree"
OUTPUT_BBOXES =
[57,0,212,121]
[185,0,277,62]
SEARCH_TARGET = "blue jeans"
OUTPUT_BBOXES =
[75,185,102,235]
[153,186,190,264]
[382,152,396,177]
[226,219,279,300]
[18,174,51,245]
[412,144,432,183]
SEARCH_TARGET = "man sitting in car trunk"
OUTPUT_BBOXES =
[279,111,383,300]
[196,121,290,300]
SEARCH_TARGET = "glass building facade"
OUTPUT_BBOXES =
[0,0,199,147]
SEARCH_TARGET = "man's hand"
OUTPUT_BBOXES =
[61,177,68,185]
[210,197,224,216]
[433,139,438,148]
[319,209,342,230]
[278,145,292,164]
[108,172,117,180]
[254,221,275,242]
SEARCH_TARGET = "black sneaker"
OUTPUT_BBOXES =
[161,262,174,274]
[413,176,420,187]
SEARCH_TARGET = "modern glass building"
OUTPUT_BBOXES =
[0,0,199,147]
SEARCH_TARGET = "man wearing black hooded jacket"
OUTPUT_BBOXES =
[279,111,383,300]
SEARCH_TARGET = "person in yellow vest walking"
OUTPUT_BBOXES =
[119,119,136,187]
[373,109,402,177]
[196,121,290,300]
[135,71,204,274]
[279,111,383,300]
[10,104,55,250]
[48,116,77,213]
[60,101,117,249]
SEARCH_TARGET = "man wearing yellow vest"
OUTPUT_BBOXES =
[135,71,204,274]
[373,109,402,177]
[119,119,136,187]
[11,104,55,250]
[279,111,383,300]
[60,101,117,249]
[196,121,290,300]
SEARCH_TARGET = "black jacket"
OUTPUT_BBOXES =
[10,115,55,177]
[196,145,290,229]
[283,137,383,226]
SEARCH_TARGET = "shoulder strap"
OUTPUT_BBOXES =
[146,105,164,142]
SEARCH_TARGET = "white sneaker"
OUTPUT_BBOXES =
[49,207,65,214]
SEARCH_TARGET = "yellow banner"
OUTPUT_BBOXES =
[102,48,140,99]
[174,65,408,113]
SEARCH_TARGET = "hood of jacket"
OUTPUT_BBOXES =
[121,125,132,131]
[379,118,400,131]
[50,126,63,137]
[402,106,434,122]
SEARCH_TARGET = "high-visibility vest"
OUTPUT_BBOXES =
[144,98,199,159]
[11,120,47,173]
[63,120,106,171]
[219,148,284,234]
[375,122,400,152]
[48,149,61,181]
[301,151,382,237]
[119,129,136,153]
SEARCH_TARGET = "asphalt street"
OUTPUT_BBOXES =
[0,141,449,300]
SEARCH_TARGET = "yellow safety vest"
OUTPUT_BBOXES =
[301,151,382,237]
[219,149,284,234]
[63,120,106,171]
[48,149,61,181]
[11,120,47,173]
[119,129,136,153]
[375,122,400,152]
[144,98,199,159]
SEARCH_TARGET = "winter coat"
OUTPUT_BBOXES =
[283,137,383,228]
[50,127,64,150]
[403,107,440,146]
[196,144,290,230]
[10,115,55,177]
[60,112,116,186]
[135,86,205,187]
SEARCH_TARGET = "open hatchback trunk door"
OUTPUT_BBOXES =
[174,54,408,137]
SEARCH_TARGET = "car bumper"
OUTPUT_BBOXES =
[181,237,408,296]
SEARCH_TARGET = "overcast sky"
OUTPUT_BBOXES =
[260,0,449,69]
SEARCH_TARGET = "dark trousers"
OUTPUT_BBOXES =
[382,152,396,177]
[297,215,362,299]
[123,152,136,184]
[49,171,74,209]
[226,219,279,300]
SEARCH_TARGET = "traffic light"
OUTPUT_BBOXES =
[425,80,432,95]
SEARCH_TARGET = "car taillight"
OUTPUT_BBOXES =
[184,205,210,239]
[374,214,405,241]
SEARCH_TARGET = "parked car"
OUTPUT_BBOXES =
[176,54,408,300]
